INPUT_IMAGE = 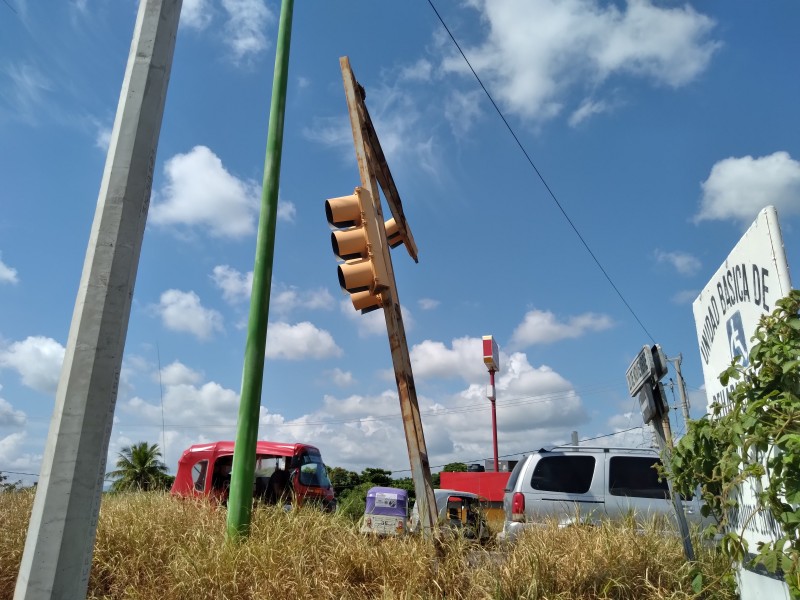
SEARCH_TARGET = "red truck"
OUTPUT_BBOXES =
[170,440,336,510]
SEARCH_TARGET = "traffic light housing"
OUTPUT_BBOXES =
[326,187,390,314]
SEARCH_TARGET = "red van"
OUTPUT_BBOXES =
[170,440,336,511]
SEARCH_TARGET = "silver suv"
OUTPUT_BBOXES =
[499,446,703,542]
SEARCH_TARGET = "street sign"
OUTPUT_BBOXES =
[638,385,657,424]
[626,345,655,397]
[651,344,668,381]
[692,206,793,600]
[482,335,499,372]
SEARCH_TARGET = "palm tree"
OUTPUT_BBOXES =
[106,442,170,492]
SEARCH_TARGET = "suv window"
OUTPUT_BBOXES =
[530,455,595,494]
[505,456,527,491]
[608,456,668,499]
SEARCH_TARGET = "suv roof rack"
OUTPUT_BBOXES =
[544,445,658,453]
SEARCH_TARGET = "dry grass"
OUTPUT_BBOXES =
[1,491,735,599]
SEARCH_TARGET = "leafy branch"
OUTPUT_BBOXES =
[670,290,800,596]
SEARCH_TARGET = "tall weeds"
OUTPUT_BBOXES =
[0,491,734,599]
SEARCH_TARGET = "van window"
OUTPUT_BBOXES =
[297,451,331,488]
[530,455,594,494]
[192,460,208,492]
[609,456,669,499]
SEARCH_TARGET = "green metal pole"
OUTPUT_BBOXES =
[227,0,294,540]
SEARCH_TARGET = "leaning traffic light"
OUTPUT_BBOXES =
[326,187,389,314]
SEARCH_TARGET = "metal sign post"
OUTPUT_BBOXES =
[626,344,695,562]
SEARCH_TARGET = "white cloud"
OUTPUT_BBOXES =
[418,298,440,310]
[304,85,444,177]
[0,336,64,394]
[154,289,223,340]
[181,0,213,30]
[94,123,111,151]
[159,361,203,386]
[302,116,351,148]
[690,385,709,416]
[510,309,613,348]
[122,380,239,430]
[569,98,611,127]
[444,89,483,137]
[374,352,588,465]
[0,432,41,483]
[150,146,259,238]
[671,289,699,305]
[410,336,487,382]
[211,266,336,316]
[327,368,355,387]
[278,200,296,223]
[265,321,342,360]
[339,299,414,337]
[0,253,19,284]
[589,418,652,448]
[211,265,253,304]
[654,249,701,276]
[445,0,718,124]
[695,152,800,224]
[273,285,335,316]
[0,388,26,427]
[221,0,273,62]
[113,352,589,474]
[400,58,433,82]
[3,62,51,124]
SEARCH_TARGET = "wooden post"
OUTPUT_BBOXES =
[653,414,695,562]
[340,57,438,536]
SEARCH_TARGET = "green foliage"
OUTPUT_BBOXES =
[327,466,361,497]
[359,467,393,487]
[0,471,25,493]
[336,481,372,523]
[106,442,170,493]
[442,462,469,472]
[670,290,800,596]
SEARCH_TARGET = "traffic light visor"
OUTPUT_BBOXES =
[326,194,362,228]
[331,228,368,261]
[384,217,403,249]
[351,290,383,313]
[338,259,374,293]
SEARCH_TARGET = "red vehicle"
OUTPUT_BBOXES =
[170,440,336,510]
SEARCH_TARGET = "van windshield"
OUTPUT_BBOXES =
[297,451,331,488]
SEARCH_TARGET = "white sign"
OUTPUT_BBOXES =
[692,206,792,599]
[375,492,398,508]
[626,345,655,397]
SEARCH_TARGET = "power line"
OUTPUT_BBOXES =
[426,0,656,344]
[390,425,645,473]
[112,384,619,432]
[1,0,17,15]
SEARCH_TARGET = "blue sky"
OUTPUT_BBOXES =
[1,0,799,484]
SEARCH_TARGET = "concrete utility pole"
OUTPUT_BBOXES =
[668,354,691,429]
[14,1,181,598]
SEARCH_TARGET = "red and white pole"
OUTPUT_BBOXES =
[489,368,499,472]
[482,335,500,472]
